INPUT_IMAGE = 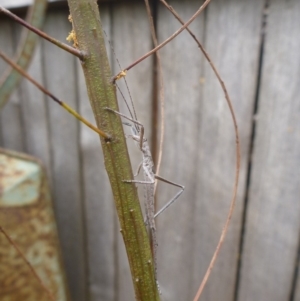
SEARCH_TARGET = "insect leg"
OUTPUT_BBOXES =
[153,175,185,219]
[133,161,143,177]
[105,107,144,150]
[123,179,155,185]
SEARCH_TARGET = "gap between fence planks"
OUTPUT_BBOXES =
[238,0,300,300]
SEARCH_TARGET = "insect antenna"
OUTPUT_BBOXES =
[102,26,140,133]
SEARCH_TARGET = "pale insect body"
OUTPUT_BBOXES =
[105,26,184,285]
[106,107,185,283]
[124,120,158,278]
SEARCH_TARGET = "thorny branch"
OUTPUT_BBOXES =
[111,0,212,82]
[0,6,84,59]
[0,50,111,140]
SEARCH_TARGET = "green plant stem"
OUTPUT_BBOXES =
[66,1,160,300]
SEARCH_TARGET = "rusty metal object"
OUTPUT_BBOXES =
[0,148,71,301]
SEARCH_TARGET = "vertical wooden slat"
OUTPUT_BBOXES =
[77,4,116,301]
[20,40,51,176]
[157,0,263,300]
[111,2,153,300]
[191,1,264,300]
[238,1,300,300]
[156,1,205,299]
[42,10,86,301]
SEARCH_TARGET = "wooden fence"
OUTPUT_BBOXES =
[1,0,300,300]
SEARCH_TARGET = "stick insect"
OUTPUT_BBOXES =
[102,28,185,283]
[105,102,184,282]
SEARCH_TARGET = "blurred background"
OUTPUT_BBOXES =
[0,0,300,300]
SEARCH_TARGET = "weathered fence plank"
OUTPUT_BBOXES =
[191,0,264,300]
[157,0,264,300]
[156,1,205,300]
[238,0,300,300]
[42,10,86,301]
[20,41,51,176]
